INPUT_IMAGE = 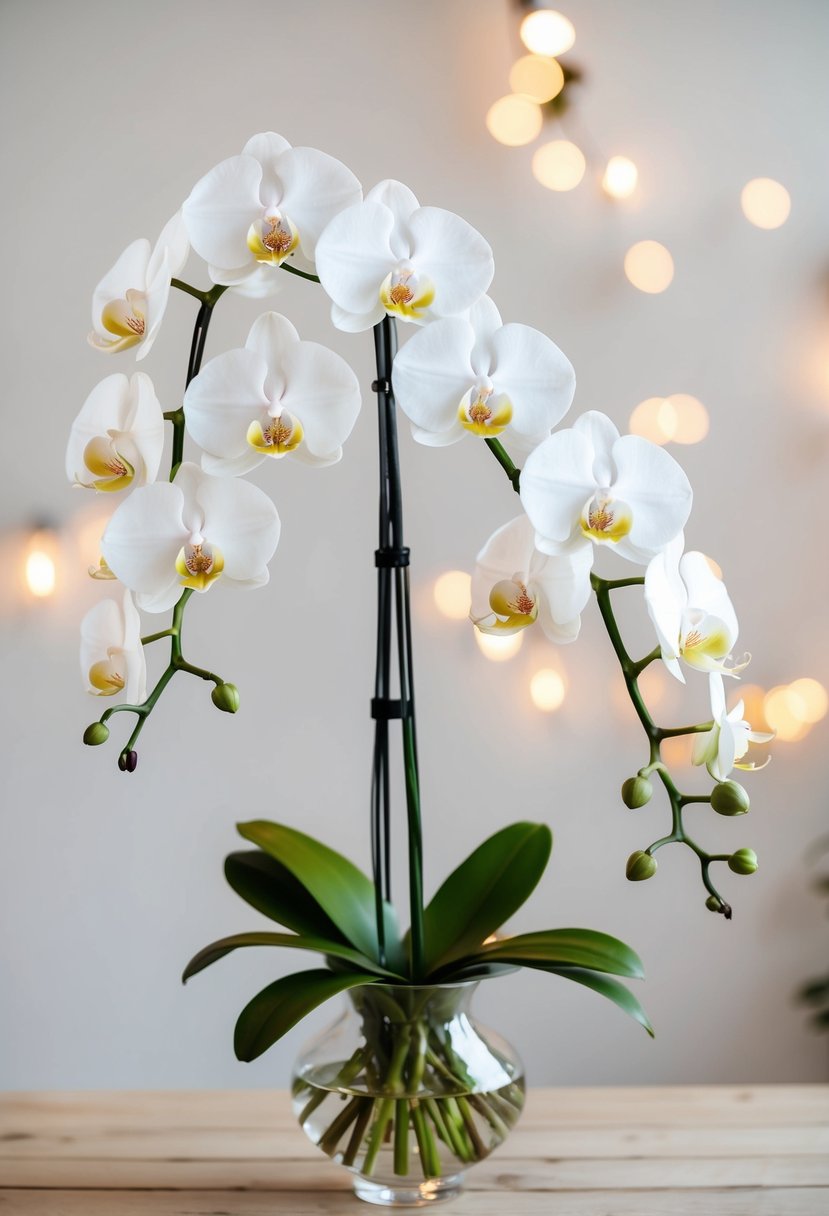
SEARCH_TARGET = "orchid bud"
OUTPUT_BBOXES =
[118,749,138,773]
[626,850,657,881]
[212,682,240,714]
[705,895,722,912]
[728,848,758,875]
[83,722,110,746]
[621,776,653,809]
[711,780,750,817]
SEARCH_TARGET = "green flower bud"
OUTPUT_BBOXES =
[705,895,722,912]
[621,775,653,809]
[711,780,750,817]
[626,850,657,881]
[83,722,110,746]
[728,848,758,875]
[212,682,240,713]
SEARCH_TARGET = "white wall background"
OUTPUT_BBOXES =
[1,0,828,1091]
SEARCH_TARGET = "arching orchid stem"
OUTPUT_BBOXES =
[485,438,521,492]
[280,262,321,284]
[141,628,174,646]
[658,722,715,739]
[171,278,208,301]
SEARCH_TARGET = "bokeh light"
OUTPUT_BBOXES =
[509,54,565,103]
[602,156,638,199]
[25,546,56,598]
[475,630,524,662]
[529,667,567,711]
[486,94,543,146]
[433,570,472,620]
[763,685,810,742]
[741,178,791,229]
[662,394,709,444]
[787,678,828,724]
[629,397,669,444]
[520,9,576,57]
[532,140,586,191]
[624,240,674,293]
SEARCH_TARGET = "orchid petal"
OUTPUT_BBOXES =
[680,551,739,646]
[245,312,297,398]
[184,348,270,465]
[66,375,131,485]
[521,428,598,548]
[190,471,280,584]
[490,323,575,440]
[242,131,291,199]
[407,206,494,317]
[330,301,386,332]
[147,210,190,283]
[470,515,536,620]
[101,482,187,614]
[611,436,693,559]
[644,535,686,682]
[316,201,396,315]
[124,372,165,484]
[532,544,593,634]
[277,146,362,258]
[183,154,262,270]
[90,239,151,340]
[366,180,420,230]
[392,317,476,440]
[281,340,361,459]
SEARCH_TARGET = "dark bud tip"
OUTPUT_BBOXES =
[118,749,138,773]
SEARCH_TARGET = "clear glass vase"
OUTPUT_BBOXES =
[292,980,525,1207]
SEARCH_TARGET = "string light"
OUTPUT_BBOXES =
[486,94,543,146]
[520,9,576,57]
[433,570,472,620]
[532,140,586,191]
[741,178,791,229]
[624,241,674,293]
[475,630,524,662]
[602,156,638,199]
[529,667,566,711]
[509,54,565,103]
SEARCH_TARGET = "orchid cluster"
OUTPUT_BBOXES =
[70,131,770,917]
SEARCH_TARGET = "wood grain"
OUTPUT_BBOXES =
[1,1087,826,1215]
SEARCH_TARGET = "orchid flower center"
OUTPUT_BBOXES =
[88,655,125,696]
[100,289,147,347]
[379,262,435,321]
[580,490,633,543]
[247,211,300,265]
[458,384,513,437]
[246,408,304,457]
[88,557,117,581]
[680,609,748,675]
[175,539,225,592]
[474,576,539,634]
[78,437,135,493]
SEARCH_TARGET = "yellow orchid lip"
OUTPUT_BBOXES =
[97,289,147,350]
[379,266,435,321]
[458,387,513,437]
[78,437,135,492]
[88,557,117,580]
[247,213,300,265]
[580,492,633,543]
[175,541,224,592]
[473,577,538,634]
[88,657,125,696]
[246,412,304,457]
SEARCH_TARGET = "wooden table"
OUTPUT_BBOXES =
[0,1087,827,1214]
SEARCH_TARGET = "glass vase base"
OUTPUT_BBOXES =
[352,1173,465,1207]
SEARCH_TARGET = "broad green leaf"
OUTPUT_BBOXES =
[225,851,348,943]
[237,821,402,969]
[234,969,377,1061]
[535,964,653,1037]
[470,929,644,979]
[422,822,552,973]
[182,932,404,984]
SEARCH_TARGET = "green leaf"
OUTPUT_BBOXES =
[225,851,348,943]
[234,969,377,1061]
[236,821,401,968]
[422,822,552,973]
[465,929,644,979]
[182,932,404,984]
[534,964,653,1036]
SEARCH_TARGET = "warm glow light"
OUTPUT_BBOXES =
[433,570,472,621]
[787,678,828,724]
[529,667,566,711]
[629,397,670,445]
[25,532,57,598]
[509,54,565,103]
[532,140,586,191]
[763,685,810,743]
[638,664,669,710]
[660,735,692,769]
[624,241,674,293]
[741,178,791,229]
[475,630,524,662]
[486,94,543,146]
[520,9,576,57]
[662,394,709,444]
[602,156,638,199]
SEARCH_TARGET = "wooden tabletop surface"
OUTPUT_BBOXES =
[0,1086,827,1214]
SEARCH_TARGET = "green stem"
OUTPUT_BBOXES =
[484,437,521,493]
[140,628,174,646]
[393,1099,410,1175]
[280,262,321,283]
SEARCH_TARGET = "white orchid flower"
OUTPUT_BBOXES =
[88,212,189,358]
[692,673,773,781]
[182,132,361,298]
[470,514,593,643]
[80,589,147,702]
[645,535,748,683]
[184,312,361,476]
[315,180,495,332]
[392,296,575,448]
[66,373,165,493]
[101,463,280,614]
[521,411,693,571]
